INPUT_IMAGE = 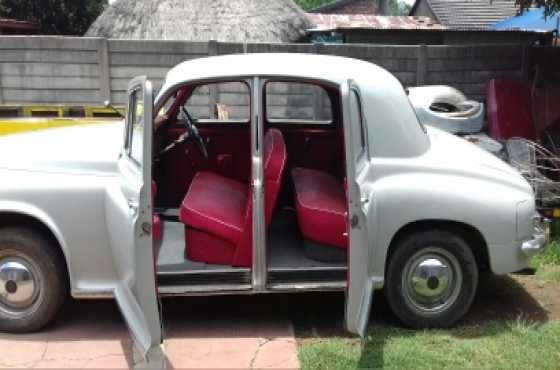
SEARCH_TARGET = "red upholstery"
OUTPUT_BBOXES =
[152,182,162,241]
[179,129,287,266]
[292,168,348,249]
[180,172,247,243]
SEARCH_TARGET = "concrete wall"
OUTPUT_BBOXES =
[0,36,540,106]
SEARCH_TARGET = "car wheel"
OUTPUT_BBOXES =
[0,228,67,333]
[385,229,478,329]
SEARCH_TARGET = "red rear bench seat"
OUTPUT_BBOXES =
[291,167,348,249]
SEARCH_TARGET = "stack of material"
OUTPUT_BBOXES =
[407,85,504,156]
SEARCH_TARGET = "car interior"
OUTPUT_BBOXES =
[151,78,349,290]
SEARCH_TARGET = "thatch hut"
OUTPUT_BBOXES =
[86,0,312,43]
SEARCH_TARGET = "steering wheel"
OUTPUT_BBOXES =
[179,106,208,158]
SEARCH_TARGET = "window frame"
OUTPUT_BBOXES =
[263,79,335,126]
[180,79,252,126]
[349,85,369,172]
[125,86,145,167]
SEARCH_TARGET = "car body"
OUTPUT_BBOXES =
[0,54,548,366]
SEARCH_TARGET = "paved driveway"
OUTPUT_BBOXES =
[0,295,301,369]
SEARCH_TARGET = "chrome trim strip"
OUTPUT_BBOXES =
[268,266,347,273]
[158,284,252,296]
[157,268,250,276]
[267,281,346,291]
[71,289,114,299]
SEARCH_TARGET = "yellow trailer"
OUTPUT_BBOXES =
[0,117,120,137]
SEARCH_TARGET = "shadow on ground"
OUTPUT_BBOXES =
[294,273,553,369]
[0,273,552,369]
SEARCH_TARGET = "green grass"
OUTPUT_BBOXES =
[299,320,560,370]
[531,239,560,282]
[298,243,560,369]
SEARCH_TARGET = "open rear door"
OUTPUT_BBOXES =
[341,80,375,337]
[106,76,164,367]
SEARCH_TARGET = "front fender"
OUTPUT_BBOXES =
[0,200,72,281]
[366,172,531,278]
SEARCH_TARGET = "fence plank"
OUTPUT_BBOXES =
[0,37,532,105]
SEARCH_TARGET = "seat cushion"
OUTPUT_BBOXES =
[185,228,236,265]
[179,171,248,244]
[292,167,348,249]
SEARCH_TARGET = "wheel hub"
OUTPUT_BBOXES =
[0,259,39,310]
[402,247,463,314]
[410,258,451,303]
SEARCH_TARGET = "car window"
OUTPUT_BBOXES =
[127,88,144,165]
[349,89,366,163]
[183,81,250,124]
[266,81,333,124]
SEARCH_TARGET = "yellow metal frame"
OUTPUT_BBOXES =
[0,118,118,137]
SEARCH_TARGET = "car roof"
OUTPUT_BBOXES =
[161,53,398,89]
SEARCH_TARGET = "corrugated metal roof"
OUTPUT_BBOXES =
[421,0,519,29]
[307,13,446,30]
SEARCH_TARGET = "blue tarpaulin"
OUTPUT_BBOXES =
[492,8,560,33]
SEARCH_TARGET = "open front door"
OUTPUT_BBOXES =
[341,80,375,337]
[106,76,164,366]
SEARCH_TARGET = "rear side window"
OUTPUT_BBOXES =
[127,88,144,166]
[349,89,366,163]
[183,81,250,124]
[265,81,333,124]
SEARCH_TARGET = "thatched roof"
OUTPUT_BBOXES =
[86,0,312,43]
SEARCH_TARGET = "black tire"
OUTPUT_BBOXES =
[385,229,478,329]
[0,227,68,333]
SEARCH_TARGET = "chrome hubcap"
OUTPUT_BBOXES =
[403,247,462,314]
[0,258,39,311]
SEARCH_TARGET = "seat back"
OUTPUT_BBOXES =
[232,128,287,266]
[263,128,287,226]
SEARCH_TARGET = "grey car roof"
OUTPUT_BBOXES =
[157,53,430,159]
[160,53,399,91]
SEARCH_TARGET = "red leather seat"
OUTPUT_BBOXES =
[179,129,286,266]
[292,168,348,249]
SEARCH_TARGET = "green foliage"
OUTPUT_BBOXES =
[530,239,560,281]
[388,0,412,15]
[517,0,560,15]
[0,0,108,35]
[295,0,412,14]
[295,0,332,11]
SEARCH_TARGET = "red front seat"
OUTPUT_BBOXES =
[179,129,286,266]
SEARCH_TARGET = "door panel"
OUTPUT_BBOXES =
[268,124,344,177]
[157,125,251,207]
[106,76,164,364]
[342,81,374,337]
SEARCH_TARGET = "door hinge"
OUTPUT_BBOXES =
[350,214,360,229]
[141,222,152,236]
